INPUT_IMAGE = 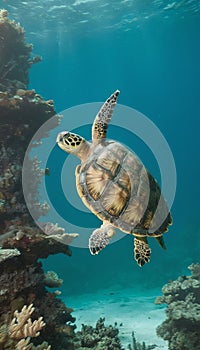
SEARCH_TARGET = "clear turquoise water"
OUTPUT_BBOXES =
[2,0,200,295]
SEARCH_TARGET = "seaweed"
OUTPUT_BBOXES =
[127,331,157,350]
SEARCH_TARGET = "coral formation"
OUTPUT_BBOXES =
[0,9,41,88]
[155,263,200,350]
[44,271,63,288]
[9,304,46,339]
[0,247,20,262]
[73,317,123,349]
[0,234,76,349]
[0,9,62,232]
[1,303,51,349]
[0,10,77,350]
[14,338,51,350]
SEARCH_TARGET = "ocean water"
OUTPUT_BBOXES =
[2,0,200,344]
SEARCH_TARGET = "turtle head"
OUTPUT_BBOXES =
[56,131,89,160]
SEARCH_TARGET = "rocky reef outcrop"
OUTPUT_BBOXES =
[0,8,57,229]
[0,8,41,89]
[73,318,123,350]
[0,9,78,349]
[155,263,200,350]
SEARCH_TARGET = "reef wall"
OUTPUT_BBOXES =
[155,263,200,350]
[0,9,78,349]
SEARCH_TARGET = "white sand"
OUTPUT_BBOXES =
[64,288,168,349]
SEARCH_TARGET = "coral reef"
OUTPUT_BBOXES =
[14,339,51,350]
[9,304,50,349]
[1,303,51,349]
[0,9,41,89]
[9,304,46,339]
[73,317,123,349]
[44,271,63,288]
[0,232,77,349]
[0,10,78,350]
[155,263,200,350]
[0,9,61,231]
[0,247,20,262]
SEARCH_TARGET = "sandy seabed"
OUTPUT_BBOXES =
[65,288,168,349]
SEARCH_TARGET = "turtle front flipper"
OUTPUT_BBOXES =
[92,90,120,144]
[134,236,151,267]
[89,223,116,255]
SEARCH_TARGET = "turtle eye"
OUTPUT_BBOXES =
[64,132,70,138]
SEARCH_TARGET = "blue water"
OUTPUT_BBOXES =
[2,0,200,295]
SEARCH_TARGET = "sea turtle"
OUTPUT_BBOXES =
[56,90,172,267]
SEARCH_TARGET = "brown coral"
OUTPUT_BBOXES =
[0,9,40,87]
[73,317,123,349]
[156,263,200,350]
[0,10,76,350]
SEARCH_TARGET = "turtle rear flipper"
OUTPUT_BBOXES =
[134,237,151,267]
[89,224,116,255]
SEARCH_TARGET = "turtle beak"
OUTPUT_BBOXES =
[56,131,69,143]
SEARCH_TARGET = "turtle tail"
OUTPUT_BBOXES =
[155,235,166,250]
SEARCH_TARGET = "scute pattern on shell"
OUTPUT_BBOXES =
[78,141,149,228]
[77,140,172,237]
